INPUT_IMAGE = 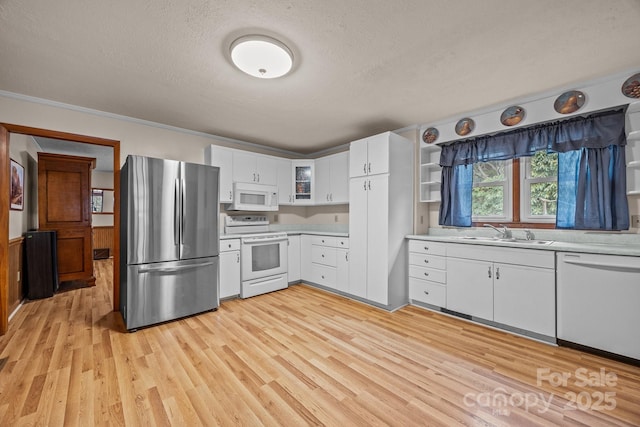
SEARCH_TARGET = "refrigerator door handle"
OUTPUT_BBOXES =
[181,178,186,245]
[138,261,215,274]
[174,179,181,246]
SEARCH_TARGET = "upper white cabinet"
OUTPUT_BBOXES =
[205,145,234,203]
[419,142,442,203]
[315,152,349,204]
[291,160,315,205]
[348,132,413,308]
[276,158,293,205]
[349,132,393,178]
[232,151,277,186]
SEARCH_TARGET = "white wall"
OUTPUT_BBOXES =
[8,134,39,239]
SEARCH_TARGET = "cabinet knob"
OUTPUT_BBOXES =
[424,290,430,295]
[321,275,325,279]
[424,272,429,277]
[363,163,367,174]
[229,190,232,199]
[424,246,429,251]
[488,266,492,278]
[321,254,325,258]
[228,244,231,248]
[424,259,429,264]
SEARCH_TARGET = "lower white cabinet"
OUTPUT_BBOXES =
[408,240,557,338]
[493,263,555,337]
[287,235,300,282]
[219,239,240,299]
[300,234,349,291]
[447,257,494,320]
[408,240,447,307]
[336,248,349,293]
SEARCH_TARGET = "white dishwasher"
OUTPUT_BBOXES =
[557,252,640,361]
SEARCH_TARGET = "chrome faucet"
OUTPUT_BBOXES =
[524,229,535,241]
[483,224,512,239]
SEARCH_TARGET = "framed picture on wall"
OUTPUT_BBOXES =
[10,159,25,211]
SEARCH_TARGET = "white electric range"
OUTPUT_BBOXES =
[224,216,288,298]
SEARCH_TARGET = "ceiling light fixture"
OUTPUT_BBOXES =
[230,35,293,79]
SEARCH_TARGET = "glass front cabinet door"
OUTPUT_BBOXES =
[291,160,314,205]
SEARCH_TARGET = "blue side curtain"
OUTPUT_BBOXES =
[557,146,629,229]
[438,107,629,229]
[439,164,473,226]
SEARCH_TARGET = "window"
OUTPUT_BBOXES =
[521,151,558,222]
[471,152,558,226]
[472,160,512,222]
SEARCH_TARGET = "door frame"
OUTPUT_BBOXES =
[0,124,121,334]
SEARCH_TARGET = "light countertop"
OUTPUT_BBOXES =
[407,234,640,257]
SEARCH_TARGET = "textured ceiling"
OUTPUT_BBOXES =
[1,1,640,154]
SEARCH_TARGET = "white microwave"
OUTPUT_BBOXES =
[227,182,279,211]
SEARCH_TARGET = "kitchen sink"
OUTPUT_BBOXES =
[456,236,553,245]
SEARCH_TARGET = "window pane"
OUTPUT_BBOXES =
[472,186,504,217]
[529,151,558,178]
[473,161,505,182]
[529,182,558,216]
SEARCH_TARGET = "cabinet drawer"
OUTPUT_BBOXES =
[311,236,336,247]
[409,240,447,256]
[311,264,337,289]
[311,245,337,266]
[409,253,446,270]
[409,265,446,284]
[409,278,446,307]
[336,238,349,249]
[220,239,240,252]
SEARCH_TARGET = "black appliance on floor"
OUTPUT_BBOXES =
[24,230,59,299]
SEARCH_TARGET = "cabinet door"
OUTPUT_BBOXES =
[349,139,369,178]
[494,264,555,337]
[348,177,368,298]
[287,235,301,282]
[232,151,257,183]
[292,161,314,205]
[276,158,293,205]
[300,235,313,282]
[206,146,233,203]
[447,258,493,320]
[336,248,349,293]
[219,250,240,299]
[366,134,389,176]
[255,155,277,186]
[366,174,389,305]
[314,156,331,204]
[330,152,349,203]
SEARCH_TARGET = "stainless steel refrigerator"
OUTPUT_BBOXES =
[120,155,219,330]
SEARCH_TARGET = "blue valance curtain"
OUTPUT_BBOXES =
[438,108,629,229]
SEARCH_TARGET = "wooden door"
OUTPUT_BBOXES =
[38,152,96,285]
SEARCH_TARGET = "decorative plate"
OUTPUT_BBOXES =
[422,127,439,144]
[554,90,585,114]
[455,118,474,136]
[621,73,640,98]
[500,105,525,126]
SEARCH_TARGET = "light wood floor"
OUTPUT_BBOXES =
[1,259,639,426]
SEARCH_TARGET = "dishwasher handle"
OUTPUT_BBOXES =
[561,255,640,272]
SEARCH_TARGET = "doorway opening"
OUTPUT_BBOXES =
[0,124,121,335]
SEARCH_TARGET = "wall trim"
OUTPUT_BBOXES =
[0,90,307,158]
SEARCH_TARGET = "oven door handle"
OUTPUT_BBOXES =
[242,236,288,244]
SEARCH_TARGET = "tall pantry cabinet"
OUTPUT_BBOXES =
[348,132,413,309]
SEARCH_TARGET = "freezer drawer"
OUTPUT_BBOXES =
[122,257,219,330]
